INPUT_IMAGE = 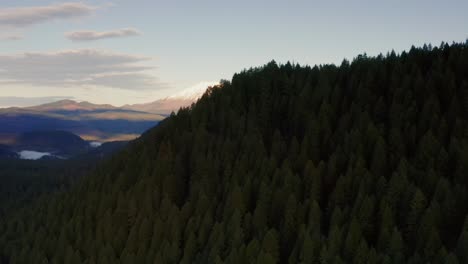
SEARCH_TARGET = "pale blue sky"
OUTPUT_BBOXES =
[0,0,467,106]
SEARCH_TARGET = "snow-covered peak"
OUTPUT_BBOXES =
[167,81,218,101]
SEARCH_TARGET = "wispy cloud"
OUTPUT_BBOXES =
[0,35,22,41]
[66,28,141,41]
[0,2,96,28]
[0,49,164,90]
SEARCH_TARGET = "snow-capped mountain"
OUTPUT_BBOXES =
[123,81,217,114]
[167,81,216,101]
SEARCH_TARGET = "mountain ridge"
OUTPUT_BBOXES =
[25,99,118,112]
[0,100,164,143]
[0,84,213,143]
[0,84,210,116]
[2,42,468,263]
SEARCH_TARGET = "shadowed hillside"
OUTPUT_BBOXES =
[1,42,468,263]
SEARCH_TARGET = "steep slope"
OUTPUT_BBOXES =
[2,42,468,263]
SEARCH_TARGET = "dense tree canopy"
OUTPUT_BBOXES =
[1,41,468,263]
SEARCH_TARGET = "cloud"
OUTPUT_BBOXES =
[0,35,22,41]
[0,49,163,90]
[0,2,95,28]
[66,28,141,41]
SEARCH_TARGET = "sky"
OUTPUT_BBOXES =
[0,0,467,107]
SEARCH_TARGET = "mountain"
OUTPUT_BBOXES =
[122,98,193,115]
[2,42,468,263]
[14,130,90,157]
[0,84,214,145]
[123,82,215,114]
[0,100,164,143]
[26,99,117,112]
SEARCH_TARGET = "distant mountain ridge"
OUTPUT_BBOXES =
[0,100,163,120]
[0,100,163,143]
[25,99,117,112]
[1,82,213,116]
[0,83,213,143]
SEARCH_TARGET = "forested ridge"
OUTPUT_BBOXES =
[2,41,468,263]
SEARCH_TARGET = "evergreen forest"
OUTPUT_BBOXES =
[1,42,468,263]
